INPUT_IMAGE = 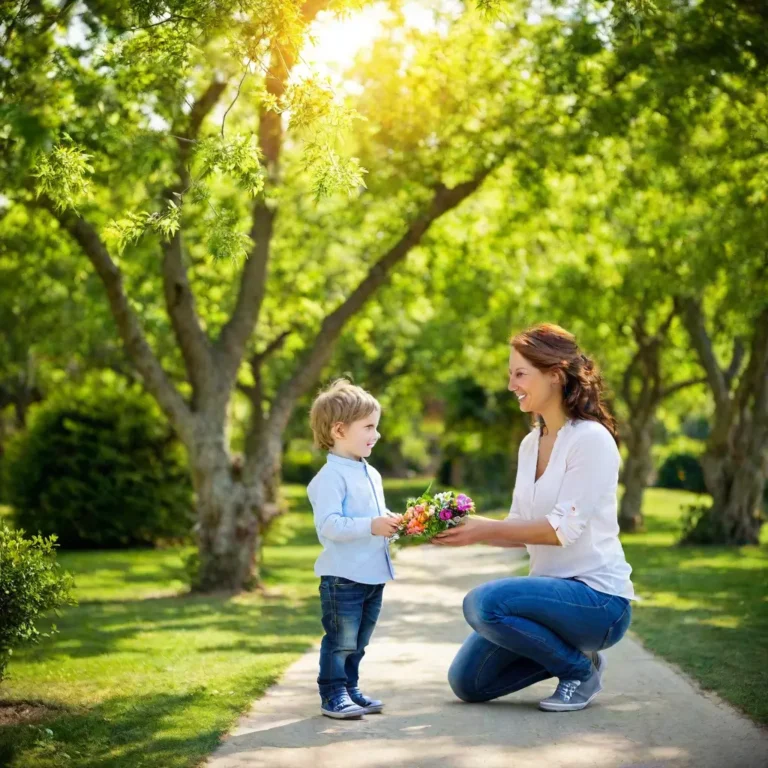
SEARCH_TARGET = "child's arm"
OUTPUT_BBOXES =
[309,471,398,540]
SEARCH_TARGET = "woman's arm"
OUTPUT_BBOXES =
[434,424,620,549]
[431,516,559,547]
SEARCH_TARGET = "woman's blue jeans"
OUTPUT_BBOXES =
[448,576,632,703]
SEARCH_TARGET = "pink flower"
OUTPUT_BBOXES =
[456,494,473,512]
[439,509,453,521]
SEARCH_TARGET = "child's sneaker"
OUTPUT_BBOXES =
[347,686,384,714]
[320,691,365,719]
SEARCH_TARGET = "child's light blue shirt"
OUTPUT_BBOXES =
[307,453,395,584]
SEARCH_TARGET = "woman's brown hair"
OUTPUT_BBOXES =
[510,323,619,444]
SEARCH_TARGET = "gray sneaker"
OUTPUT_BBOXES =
[539,659,603,712]
[589,650,607,681]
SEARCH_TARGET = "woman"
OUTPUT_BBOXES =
[433,323,634,712]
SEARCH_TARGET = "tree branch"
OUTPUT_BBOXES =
[733,305,768,417]
[214,1,333,384]
[161,232,215,406]
[48,203,195,443]
[183,79,228,149]
[660,376,708,400]
[725,338,745,387]
[679,298,730,409]
[214,203,276,382]
[267,166,501,433]
[155,79,229,404]
[251,327,294,368]
[657,305,676,339]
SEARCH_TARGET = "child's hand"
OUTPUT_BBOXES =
[372,516,401,537]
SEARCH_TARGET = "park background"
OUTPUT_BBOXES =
[1,0,766,766]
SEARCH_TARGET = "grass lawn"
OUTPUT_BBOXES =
[1,482,766,767]
[0,479,429,768]
[619,488,768,725]
[0,486,319,768]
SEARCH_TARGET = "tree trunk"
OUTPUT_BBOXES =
[680,301,768,546]
[683,411,767,546]
[190,436,260,592]
[619,415,654,533]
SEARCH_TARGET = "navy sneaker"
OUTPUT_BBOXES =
[320,691,365,719]
[348,686,384,714]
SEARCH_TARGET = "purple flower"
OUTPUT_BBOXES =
[439,509,453,521]
[456,494,473,512]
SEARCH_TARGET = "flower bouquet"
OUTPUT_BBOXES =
[390,485,475,544]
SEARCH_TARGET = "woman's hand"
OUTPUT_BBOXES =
[431,516,491,547]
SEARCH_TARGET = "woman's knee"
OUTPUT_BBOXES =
[462,586,485,628]
[447,658,487,703]
[599,602,632,650]
[463,577,526,628]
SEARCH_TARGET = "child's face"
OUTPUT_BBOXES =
[332,409,381,460]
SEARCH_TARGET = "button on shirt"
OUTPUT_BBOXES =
[307,453,395,585]
[507,419,635,600]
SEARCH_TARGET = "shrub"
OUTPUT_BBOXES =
[656,452,707,494]
[5,377,193,548]
[0,525,75,683]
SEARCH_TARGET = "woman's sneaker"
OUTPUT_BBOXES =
[590,651,607,681]
[348,686,384,714]
[539,659,603,712]
[320,691,365,719]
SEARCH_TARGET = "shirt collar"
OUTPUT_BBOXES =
[327,452,368,469]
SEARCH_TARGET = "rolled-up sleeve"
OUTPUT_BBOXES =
[545,428,620,547]
[308,470,372,542]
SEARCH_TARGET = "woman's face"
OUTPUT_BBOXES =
[508,348,560,414]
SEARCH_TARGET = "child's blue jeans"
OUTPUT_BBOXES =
[317,576,384,699]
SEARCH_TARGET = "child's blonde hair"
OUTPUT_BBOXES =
[310,379,381,451]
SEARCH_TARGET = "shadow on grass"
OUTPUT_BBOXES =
[16,590,320,663]
[0,689,228,768]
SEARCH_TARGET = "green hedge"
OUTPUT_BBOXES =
[656,452,707,494]
[5,378,194,548]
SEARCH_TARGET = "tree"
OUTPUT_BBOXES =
[4,1,603,590]
[679,297,767,545]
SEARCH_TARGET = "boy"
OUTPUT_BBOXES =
[307,379,401,719]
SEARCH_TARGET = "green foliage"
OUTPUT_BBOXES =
[679,501,721,545]
[282,439,324,485]
[5,377,194,548]
[206,210,253,262]
[105,199,182,253]
[32,137,93,212]
[657,452,707,494]
[0,525,75,683]
[194,134,266,198]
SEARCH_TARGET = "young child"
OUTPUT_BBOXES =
[307,379,401,719]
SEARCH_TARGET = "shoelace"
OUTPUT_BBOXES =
[329,694,355,710]
[555,680,581,702]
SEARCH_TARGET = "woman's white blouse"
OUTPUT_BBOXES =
[507,419,635,600]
